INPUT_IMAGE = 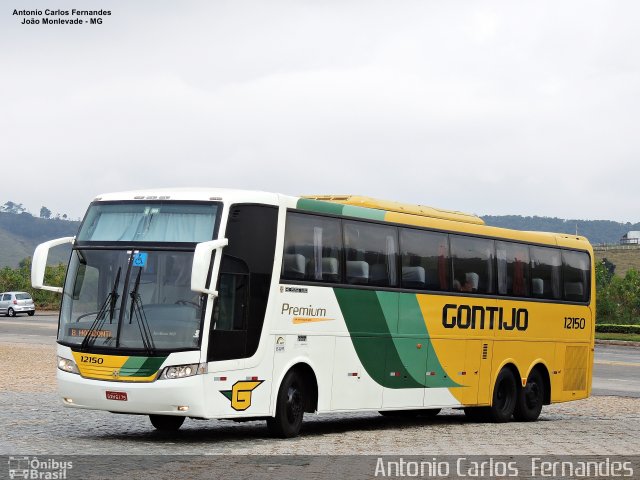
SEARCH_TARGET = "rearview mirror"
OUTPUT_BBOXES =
[31,237,75,293]
[191,238,229,297]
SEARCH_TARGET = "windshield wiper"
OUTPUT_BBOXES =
[80,267,121,351]
[129,268,156,355]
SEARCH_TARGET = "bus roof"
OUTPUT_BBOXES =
[300,195,592,252]
[302,195,485,225]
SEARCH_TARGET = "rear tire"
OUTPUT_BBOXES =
[267,370,305,438]
[465,368,518,423]
[8,308,15,317]
[28,311,35,317]
[149,415,185,431]
[514,369,544,422]
[487,368,518,422]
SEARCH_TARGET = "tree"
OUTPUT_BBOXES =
[1,201,26,214]
[40,206,52,219]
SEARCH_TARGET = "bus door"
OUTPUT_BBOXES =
[207,205,278,362]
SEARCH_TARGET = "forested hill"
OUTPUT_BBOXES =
[0,212,80,268]
[481,215,640,245]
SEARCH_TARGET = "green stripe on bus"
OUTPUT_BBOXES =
[400,294,459,388]
[296,198,387,221]
[296,198,344,215]
[334,288,459,389]
[342,205,386,221]
[334,288,423,388]
[120,356,166,377]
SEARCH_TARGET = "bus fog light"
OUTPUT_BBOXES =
[63,397,74,404]
[160,363,207,380]
[177,406,189,412]
[57,356,80,375]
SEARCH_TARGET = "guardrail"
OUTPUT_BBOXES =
[593,244,640,252]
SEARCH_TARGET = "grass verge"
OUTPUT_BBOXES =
[595,332,640,342]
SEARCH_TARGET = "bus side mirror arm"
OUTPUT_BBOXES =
[191,238,229,298]
[31,236,75,293]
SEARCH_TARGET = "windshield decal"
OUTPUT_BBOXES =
[132,252,148,267]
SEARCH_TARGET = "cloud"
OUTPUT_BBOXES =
[1,0,639,222]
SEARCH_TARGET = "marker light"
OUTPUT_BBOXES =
[57,356,79,374]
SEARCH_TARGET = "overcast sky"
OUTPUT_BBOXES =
[1,1,639,222]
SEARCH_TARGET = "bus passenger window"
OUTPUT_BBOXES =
[282,213,342,283]
[399,229,450,290]
[344,221,398,287]
[562,251,590,302]
[530,247,562,300]
[496,241,531,297]
[450,235,495,294]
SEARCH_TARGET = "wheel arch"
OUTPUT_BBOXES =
[271,359,319,415]
[527,361,552,405]
[489,359,522,403]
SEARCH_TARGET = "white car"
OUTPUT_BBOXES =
[0,291,36,317]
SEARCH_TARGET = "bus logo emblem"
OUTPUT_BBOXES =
[220,380,263,411]
[112,370,120,379]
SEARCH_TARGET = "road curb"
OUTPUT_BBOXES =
[595,339,640,347]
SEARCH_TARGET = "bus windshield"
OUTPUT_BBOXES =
[77,202,219,243]
[59,249,204,352]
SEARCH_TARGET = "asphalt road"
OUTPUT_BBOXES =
[1,312,638,397]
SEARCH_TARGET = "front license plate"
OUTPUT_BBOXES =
[106,391,128,401]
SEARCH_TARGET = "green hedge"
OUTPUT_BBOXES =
[595,324,640,334]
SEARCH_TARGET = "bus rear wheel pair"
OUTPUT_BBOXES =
[464,368,544,423]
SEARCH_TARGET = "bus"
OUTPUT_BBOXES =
[31,189,594,438]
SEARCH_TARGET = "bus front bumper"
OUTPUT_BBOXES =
[57,370,207,417]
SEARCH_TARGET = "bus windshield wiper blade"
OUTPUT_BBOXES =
[80,266,121,351]
[129,268,156,355]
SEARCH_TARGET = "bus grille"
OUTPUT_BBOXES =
[563,346,588,391]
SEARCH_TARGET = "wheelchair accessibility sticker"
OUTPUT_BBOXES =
[132,252,148,267]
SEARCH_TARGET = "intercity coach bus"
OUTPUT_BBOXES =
[31,189,594,437]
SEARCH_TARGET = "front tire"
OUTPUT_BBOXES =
[8,308,15,317]
[514,369,544,422]
[267,370,305,438]
[149,415,185,431]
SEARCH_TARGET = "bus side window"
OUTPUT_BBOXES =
[343,221,398,287]
[562,251,590,302]
[450,235,495,294]
[496,241,530,297]
[282,213,342,283]
[530,246,562,300]
[399,228,450,291]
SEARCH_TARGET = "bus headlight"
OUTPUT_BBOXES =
[57,356,80,375]
[159,363,207,380]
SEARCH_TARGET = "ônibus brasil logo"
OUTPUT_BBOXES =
[8,456,73,479]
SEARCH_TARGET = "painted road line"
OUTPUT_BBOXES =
[594,360,640,367]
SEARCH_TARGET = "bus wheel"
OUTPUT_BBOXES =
[514,369,544,422]
[487,368,517,422]
[149,415,185,431]
[267,370,305,438]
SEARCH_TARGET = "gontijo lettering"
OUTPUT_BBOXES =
[442,304,529,331]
